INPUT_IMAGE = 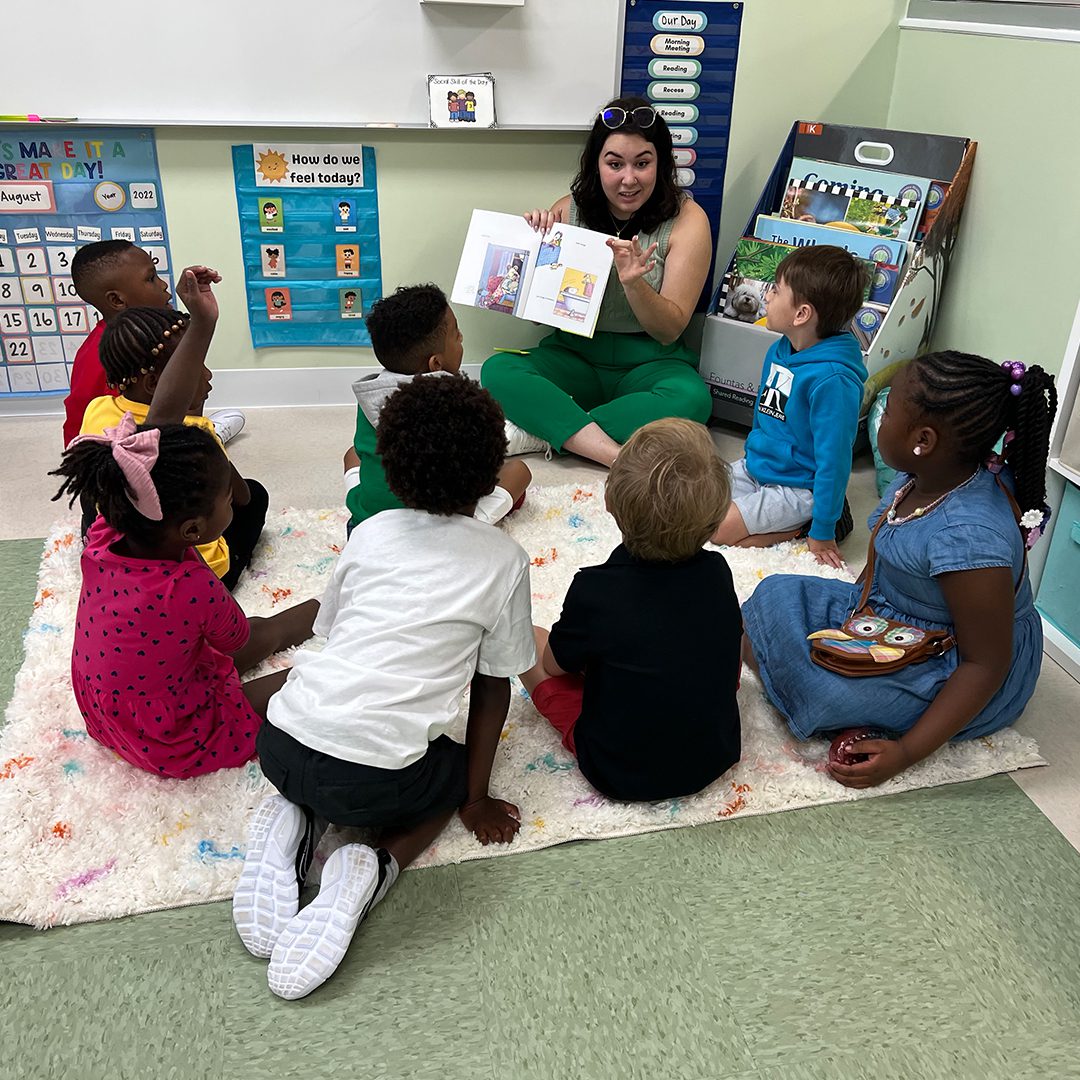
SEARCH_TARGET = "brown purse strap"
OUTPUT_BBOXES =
[853,508,889,614]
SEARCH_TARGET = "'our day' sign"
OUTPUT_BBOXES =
[252,144,364,188]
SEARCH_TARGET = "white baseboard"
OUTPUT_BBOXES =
[1043,617,1080,687]
[0,362,486,416]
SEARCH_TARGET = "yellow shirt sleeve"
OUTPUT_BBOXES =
[77,399,230,580]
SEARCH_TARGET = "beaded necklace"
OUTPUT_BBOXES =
[886,468,981,525]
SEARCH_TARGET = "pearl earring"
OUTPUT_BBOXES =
[913,446,923,456]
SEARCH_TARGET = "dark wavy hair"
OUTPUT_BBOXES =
[376,374,507,515]
[99,306,190,389]
[365,283,451,374]
[570,96,682,236]
[905,350,1057,530]
[50,423,227,544]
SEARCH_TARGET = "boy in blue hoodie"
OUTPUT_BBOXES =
[711,245,869,568]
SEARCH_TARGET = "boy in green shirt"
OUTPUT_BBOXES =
[345,283,530,530]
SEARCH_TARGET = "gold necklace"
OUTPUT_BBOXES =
[609,211,632,239]
[886,468,981,524]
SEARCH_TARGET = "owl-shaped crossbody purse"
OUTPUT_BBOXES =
[808,476,1025,678]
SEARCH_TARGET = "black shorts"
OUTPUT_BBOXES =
[256,721,468,830]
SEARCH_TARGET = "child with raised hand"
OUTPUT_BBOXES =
[235,374,535,1001]
[345,283,530,531]
[49,270,318,780]
[742,350,1057,787]
[64,240,244,448]
[520,417,742,801]
[711,245,869,568]
[80,270,267,590]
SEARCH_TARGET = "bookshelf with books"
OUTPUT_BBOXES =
[1033,294,1080,685]
[699,121,976,429]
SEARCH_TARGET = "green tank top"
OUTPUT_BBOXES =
[569,199,677,334]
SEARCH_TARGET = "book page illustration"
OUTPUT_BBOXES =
[452,209,613,337]
[476,245,529,315]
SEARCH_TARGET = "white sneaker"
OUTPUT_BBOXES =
[504,420,550,457]
[267,844,397,1000]
[232,795,306,959]
[209,409,246,445]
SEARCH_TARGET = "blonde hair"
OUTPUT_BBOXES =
[606,418,731,562]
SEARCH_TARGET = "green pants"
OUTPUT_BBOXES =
[480,330,711,451]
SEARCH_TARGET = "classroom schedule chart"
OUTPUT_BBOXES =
[0,128,173,397]
[620,1,743,307]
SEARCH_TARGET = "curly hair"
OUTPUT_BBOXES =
[99,306,190,390]
[570,95,682,236]
[607,418,731,562]
[50,423,227,544]
[905,350,1058,526]
[775,245,870,337]
[376,374,507,515]
[365,284,451,374]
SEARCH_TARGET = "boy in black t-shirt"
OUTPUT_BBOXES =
[520,418,742,802]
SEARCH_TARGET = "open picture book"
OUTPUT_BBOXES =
[451,209,615,338]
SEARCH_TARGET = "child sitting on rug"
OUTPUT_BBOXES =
[235,374,535,1001]
[520,417,742,802]
[64,239,244,448]
[79,286,267,591]
[50,267,318,781]
[742,350,1057,788]
[344,283,530,531]
[710,245,869,569]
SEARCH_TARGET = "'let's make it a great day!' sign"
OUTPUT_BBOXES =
[0,128,172,396]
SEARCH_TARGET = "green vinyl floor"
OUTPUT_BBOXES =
[1,536,1080,1080]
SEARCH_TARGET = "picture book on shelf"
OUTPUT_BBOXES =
[780,179,920,242]
[721,237,889,325]
[752,215,909,272]
[787,156,931,220]
[451,210,614,337]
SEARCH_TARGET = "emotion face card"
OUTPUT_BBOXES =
[336,245,359,277]
[265,287,292,320]
[339,288,363,319]
[335,198,357,233]
[259,198,284,232]
[261,245,286,278]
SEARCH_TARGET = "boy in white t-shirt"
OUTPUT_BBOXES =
[233,374,536,1000]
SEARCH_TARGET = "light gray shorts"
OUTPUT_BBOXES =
[729,458,813,536]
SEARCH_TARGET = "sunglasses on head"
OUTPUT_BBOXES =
[600,105,657,130]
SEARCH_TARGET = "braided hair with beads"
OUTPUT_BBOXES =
[99,306,190,392]
[905,349,1058,543]
[50,422,227,548]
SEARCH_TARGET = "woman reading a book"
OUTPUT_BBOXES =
[481,96,713,466]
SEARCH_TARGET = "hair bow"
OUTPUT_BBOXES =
[67,412,163,520]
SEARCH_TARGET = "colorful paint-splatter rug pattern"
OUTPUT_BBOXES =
[0,482,1044,927]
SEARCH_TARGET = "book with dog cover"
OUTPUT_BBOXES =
[451,209,614,338]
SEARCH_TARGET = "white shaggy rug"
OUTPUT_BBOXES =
[0,479,1045,928]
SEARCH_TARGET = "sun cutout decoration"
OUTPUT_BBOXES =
[256,149,289,183]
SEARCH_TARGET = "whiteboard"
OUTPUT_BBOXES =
[1,0,624,129]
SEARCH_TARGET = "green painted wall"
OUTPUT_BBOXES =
[158,129,581,370]
[888,29,1079,375]
[154,0,908,374]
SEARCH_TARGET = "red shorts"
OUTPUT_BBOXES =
[530,674,584,756]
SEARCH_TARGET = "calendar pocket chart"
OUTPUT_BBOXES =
[0,128,173,396]
[232,143,382,348]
